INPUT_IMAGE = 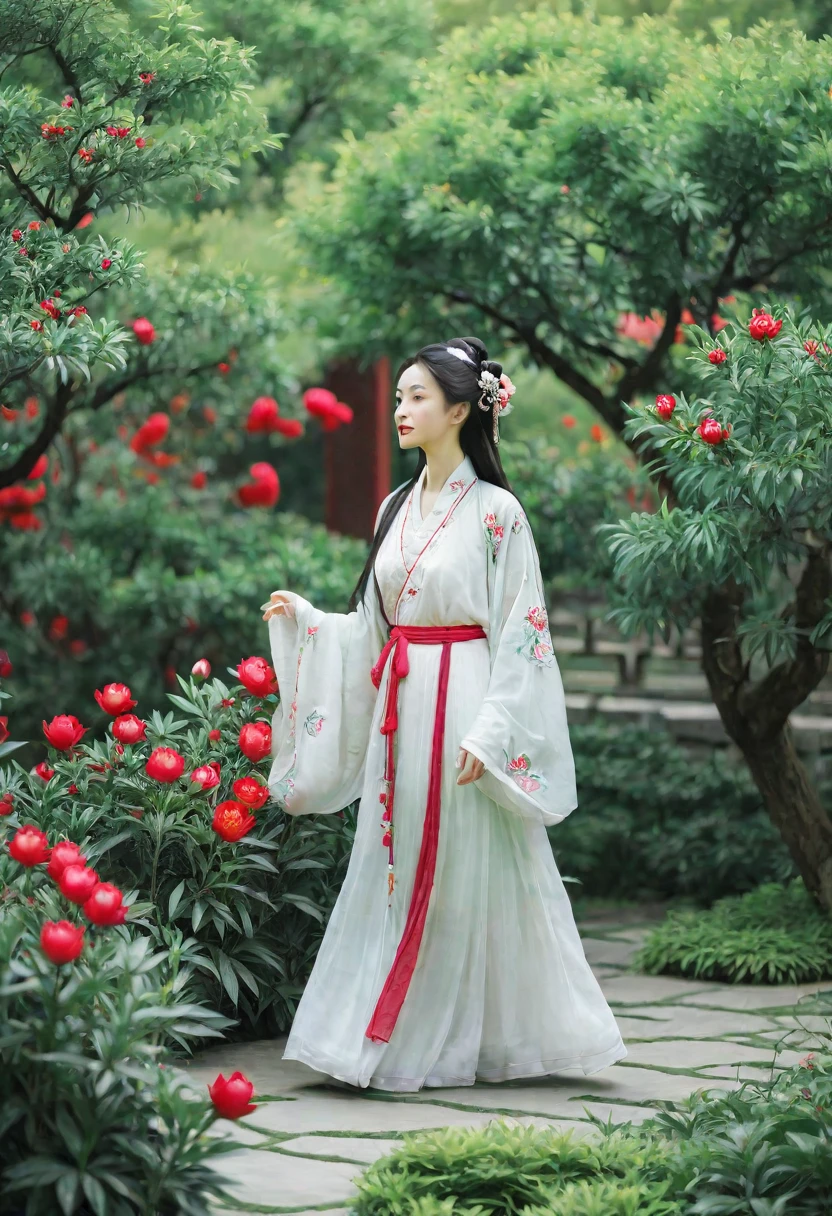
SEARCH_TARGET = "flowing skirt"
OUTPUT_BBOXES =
[282,634,627,1091]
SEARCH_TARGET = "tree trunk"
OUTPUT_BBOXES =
[742,727,832,910]
[699,578,832,911]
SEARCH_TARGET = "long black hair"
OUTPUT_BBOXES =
[347,335,521,613]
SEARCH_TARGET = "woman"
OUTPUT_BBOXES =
[262,335,627,1092]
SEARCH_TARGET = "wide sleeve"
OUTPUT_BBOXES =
[264,500,391,816]
[458,500,578,828]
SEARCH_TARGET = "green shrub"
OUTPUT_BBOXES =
[346,1052,832,1216]
[347,1120,678,1216]
[0,868,236,1214]
[635,880,832,983]
[554,721,799,904]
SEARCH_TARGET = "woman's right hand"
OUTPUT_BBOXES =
[261,591,296,621]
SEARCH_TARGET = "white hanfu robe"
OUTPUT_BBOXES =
[266,452,627,1091]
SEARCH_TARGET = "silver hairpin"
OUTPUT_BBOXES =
[445,346,476,366]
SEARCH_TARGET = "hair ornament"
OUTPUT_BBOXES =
[477,369,517,446]
[445,345,476,366]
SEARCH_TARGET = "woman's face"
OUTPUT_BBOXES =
[394,362,469,451]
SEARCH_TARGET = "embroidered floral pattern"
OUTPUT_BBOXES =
[303,709,325,736]
[517,605,555,667]
[511,512,524,534]
[503,750,548,794]
[483,511,504,563]
[274,621,318,807]
[449,478,467,493]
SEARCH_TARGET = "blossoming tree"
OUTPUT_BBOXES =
[0,0,280,489]
[598,308,832,909]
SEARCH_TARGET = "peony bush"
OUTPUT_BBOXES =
[0,825,260,1213]
[1,657,353,1039]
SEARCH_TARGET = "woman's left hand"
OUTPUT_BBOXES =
[456,748,485,785]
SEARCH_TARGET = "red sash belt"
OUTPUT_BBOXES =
[364,623,487,1044]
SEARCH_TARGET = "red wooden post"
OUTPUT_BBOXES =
[323,356,391,540]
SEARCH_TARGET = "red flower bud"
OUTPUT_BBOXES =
[654,394,676,420]
[208,728,222,743]
[208,1071,256,1119]
[0,792,13,815]
[190,764,221,791]
[47,840,86,880]
[34,761,55,782]
[192,658,211,678]
[145,746,185,783]
[748,308,782,342]
[94,682,137,715]
[100,258,112,270]
[212,801,257,842]
[40,920,85,965]
[131,317,156,346]
[59,863,100,904]
[246,396,281,433]
[112,713,147,744]
[236,656,278,697]
[708,349,727,365]
[238,722,271,763]
[9,825,50,866]
[697,417,728,445]
[83,881,127,925]
[42,714,89,751]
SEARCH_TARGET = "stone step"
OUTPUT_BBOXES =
[564,692,832,752]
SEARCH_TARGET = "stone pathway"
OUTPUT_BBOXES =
[178,918,830,1215]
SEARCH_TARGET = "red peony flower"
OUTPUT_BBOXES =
[30,320,44,332]
[748,308,782,342]
[28,455,47,481]
[61,94,74,108]
[697,417,730,445]
[139,71,156,85]
[47,840,86,880]
[59,863,100,904]
[83,882,127,925]
[34,761,55,782]
[40,920,85,965]
[590,423,603,442]
[11,229,22,242]
[245,397,281,433]
[561,414,576,429]
[708,349,727,365]
[135,137,146,149]
[40,299,61,319]
[0,792,13,815]
[274,417,303,439]
[132,317,156,346]
[190,765,221,791]
[212,801,257,842]
[236,656,278,697]
[203,406,217,425]
[42,714,88,751]
[191,658,211,678]
[9,825,50,866]
[0,716,8,744]
[94,682,137,716]
[145,746,185,783]
[654,394,676,420]
[208,728,222,743]
[233,776,269,809]
[111,713,147,744]
[238,722,271,763]
[0,650,11,677]
[49,615,69,640]
[208,1071,256,1119]
[77,147,94,163]
[130,412,169,453]
[217,361,231,375]
[236,463,280,509]
[190,471,207,490]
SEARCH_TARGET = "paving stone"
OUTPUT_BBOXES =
[620,1039,781,1070]
[208,1145,364,1208]
[598,975,725,1003]
[277,1135,404,1165]
[582,938,641,967]
[678,983,832,1010]
[605,1004,778,1039]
